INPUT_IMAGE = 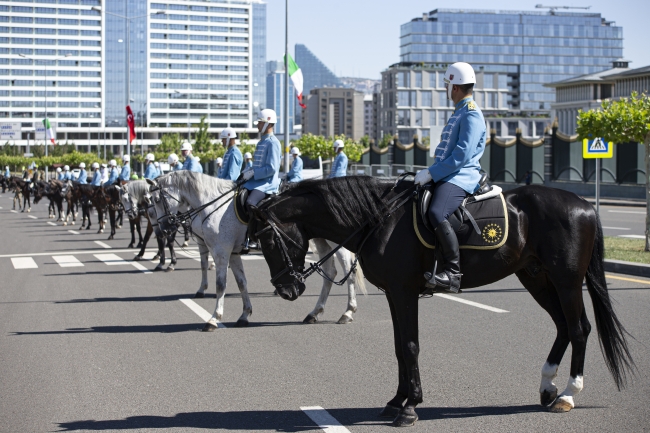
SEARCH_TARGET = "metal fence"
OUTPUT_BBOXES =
[348,164,428,178]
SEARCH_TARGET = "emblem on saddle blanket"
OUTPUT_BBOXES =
[414,193,508,250]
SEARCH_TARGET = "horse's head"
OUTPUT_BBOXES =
[145,178,183,237]
[120,184,138,220]
[251,205,308,301]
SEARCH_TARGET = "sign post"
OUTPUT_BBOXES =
[583,137,613,214]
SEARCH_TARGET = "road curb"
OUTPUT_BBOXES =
[604,259,650,278]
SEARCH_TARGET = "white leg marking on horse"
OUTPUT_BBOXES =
[300,406,351,433]
[540,362,559,393]
[556,376,584,409]
[179,299,226,328]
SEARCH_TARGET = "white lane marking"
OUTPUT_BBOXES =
[10,210,17,213]
[0,246,199,259]
[433,293,509,313]
[300,406,351,433]
[179,299,226,328]
[619,234,645,239]
[52,255,84,268]
[11,257,38,269]
[130,261,152,274]
[28,215,37,219]
[68,230,80,235]
[602,226,630,231]
[241,255,264,260]
[94,241,112,249]
[0,206,3,209]
[608,210,645,215]
[94,253,129,266]
[47,222,57,226]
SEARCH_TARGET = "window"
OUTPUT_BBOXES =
[438,111,448,126]
[484,73,494,89]
[507,121,518,136]
[397,110,410,126]
[414,111,422,126]
[421,91,432,107]
[415,72,422,88]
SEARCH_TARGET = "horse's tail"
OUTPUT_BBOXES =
[584,211,636,390]
[354,257,367,296]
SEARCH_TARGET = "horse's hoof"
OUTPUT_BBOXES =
[136,242,143,248]
[165,265,175,272]
[27,209,31,213]
[208,263,215,270]
[86,226,91,230]
[194,292,205,299]
[182,241,189,247]
[128,243,134,249]
[152,254,160,261]
[303,314,318,324]
[337,314,354,325]
[107,235,114,240]
[133,255,142,261]
[379,404,402,418]
[235,319,249,327]
[549,396,574,413]
[63,222,67,226]
[392,409,418,427]
[202,323,218,332]
[71,221,75,225]
[154,264,164,272]
[116,225,121,229]
[98,229,104,234]
[540,389,558,407]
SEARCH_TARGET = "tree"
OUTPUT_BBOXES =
[292,133,365,163]
[378,133,393,149]
[193,116,213,153]
[577,91,650,250]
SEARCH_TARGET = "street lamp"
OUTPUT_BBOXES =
[90,7,165,157]
[174,90,191,141]
[19,52,71,180]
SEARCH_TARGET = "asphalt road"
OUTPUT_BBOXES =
[599,205,646,238]
[0,194,648,433]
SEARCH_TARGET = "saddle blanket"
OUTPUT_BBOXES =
[414,193,508,250]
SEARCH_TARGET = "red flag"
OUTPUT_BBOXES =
[126,105,136,143]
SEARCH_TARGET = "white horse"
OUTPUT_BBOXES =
[145,171,366,331]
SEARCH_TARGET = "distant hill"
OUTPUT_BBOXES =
[339,77,381,94]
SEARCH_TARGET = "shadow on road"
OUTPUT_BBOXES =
[54,405,547,431]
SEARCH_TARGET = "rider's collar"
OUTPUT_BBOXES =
[261,132,274,138]
[454,96,473,111]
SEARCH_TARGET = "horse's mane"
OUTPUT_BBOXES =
[126,180,149,201]
[158,171,235,198]
[279,176,391,229]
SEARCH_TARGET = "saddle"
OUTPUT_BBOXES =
[233,188,274,225]
[415,173,507,250]
[60,181,70,197]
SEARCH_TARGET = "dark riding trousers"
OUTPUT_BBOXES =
[427,181,468,229]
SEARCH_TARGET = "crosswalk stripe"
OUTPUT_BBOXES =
[28,215,37,219]
[94,253,129,266]
[68,230,80,235]
[179,299,225,328]
[433,293,509,313]
[52,255,84,268]
[47,222,57,226]
[241,255,264,260]
[131,261,152,274]
[11,257,38,269]
[94,241,111,249]
[300,406,351,432]
[10,210,17,213]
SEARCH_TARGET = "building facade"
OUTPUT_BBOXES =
[400,8,623,113]
[294,44,342,97]
[0,0,262,152]
[302,87,364,140]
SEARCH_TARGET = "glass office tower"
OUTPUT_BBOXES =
[400,9,623,112]
[295,43,342,96]
[251,1,266,112]
[265,61,294,134]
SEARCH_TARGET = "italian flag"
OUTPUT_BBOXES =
[42,118,56,144]
[285,53,306,109]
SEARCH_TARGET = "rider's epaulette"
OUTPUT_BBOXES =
[467,101,477,111]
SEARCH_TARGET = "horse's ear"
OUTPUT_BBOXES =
[145,178,157,187]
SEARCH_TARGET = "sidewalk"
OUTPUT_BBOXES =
[584,197,646,207]
[604,259,650,278]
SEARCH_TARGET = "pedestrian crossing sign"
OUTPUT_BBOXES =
[583,137,613,159]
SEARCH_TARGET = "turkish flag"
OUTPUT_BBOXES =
[126,105,136,143]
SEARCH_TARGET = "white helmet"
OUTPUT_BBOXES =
[444,62,476,100]
[220,127,237,140]
[101,163,107,168]
[145,153,155,162]
[79,162,86,168]
[5,166,8,170]
[256,108,277,134]
[333,139,345,149]
[290,147,301,156]
[168,153,179,164]
[91,162,99,169]
[109,159,117,167]
[56,167,62,173]
[122,154,130,162]
[64,165,70,171]
[154,161,160,167]
[194,156,200,162]
[244,152,252,159]
[180,141,192,152]
[216,157,223,164]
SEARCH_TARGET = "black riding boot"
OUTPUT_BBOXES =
[241,225,258,255]
[424,219,462,293]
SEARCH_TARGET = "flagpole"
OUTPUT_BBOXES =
[284,0,290,173]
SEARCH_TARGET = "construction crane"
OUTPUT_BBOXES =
[535,4,592,14]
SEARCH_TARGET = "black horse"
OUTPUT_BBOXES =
[247,176,634,427]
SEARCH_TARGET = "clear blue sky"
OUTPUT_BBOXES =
[265,0,650,79]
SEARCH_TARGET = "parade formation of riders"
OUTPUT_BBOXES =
[181,141,203,173]
[286,146,303,183]
[330,139,348,178]
[119,155,131,183]
[218,127,243,181]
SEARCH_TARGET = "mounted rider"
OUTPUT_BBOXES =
[180,141,203,173]
[243,152,253,169]
[100,163,109,184]
[143,153,158,180]
[62,165,72,181]
[414,62,486,294]
[56,167,64,181]
[218,127,243,181]
[90,162,102,186]
[329,140,348,178]
[286,146,303,183]
[119,155,131,183]
[107,159,119,185]
[4,165,9,179]
[241,108,281,251]
[168,153,182,171]
[215,157,223,177]
[78,162,88,184]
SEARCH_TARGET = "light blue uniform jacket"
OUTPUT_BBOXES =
[182,155,203,173]
[243,133,281,194]
[4,168,9,178]
[144,163,157,180]
[91,170,102,186]
[286,156,303,183]
[119,165,130,181]
[57,172,65,181]
[78,169,87,184]
[428,96,486,194]
[245,160,253,169]
[329,151,348,178]
[107,167,119,184]
[171,161,183,171]
[219,146,243,181]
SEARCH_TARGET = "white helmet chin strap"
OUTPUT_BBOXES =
[445,80,453,100]
[260,121,269,134]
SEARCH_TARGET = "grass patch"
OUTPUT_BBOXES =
[604,236,650,264]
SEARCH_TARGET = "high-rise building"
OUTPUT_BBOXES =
[363,94,372,138]
[400,8,623,113]
[303,87,364,140]
[265,61,294,135]
[0,0,260,152]
[294,44,342,96]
